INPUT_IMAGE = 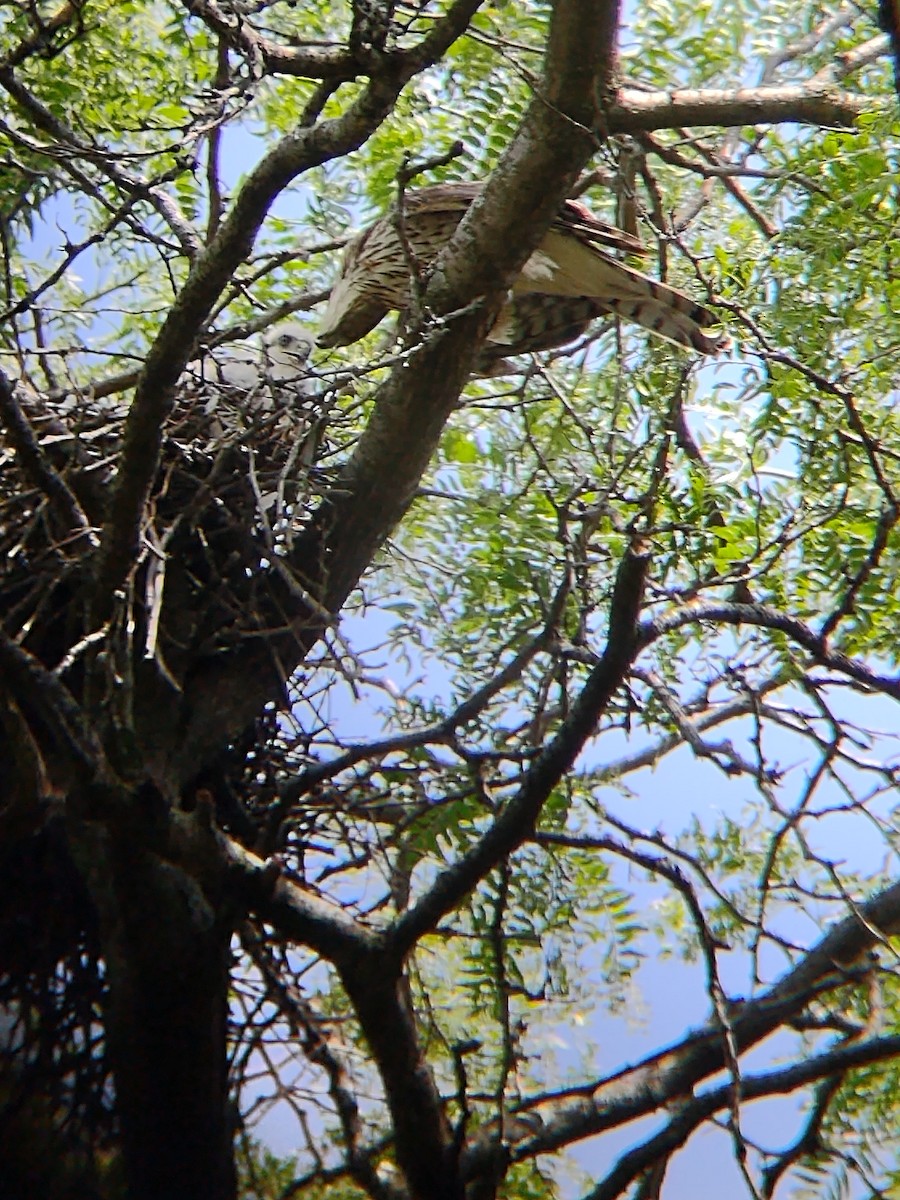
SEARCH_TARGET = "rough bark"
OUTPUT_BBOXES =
[67,795,236,1200]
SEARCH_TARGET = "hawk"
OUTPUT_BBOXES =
[9,321,319,476]
[182,321,316,410]
[174,320,318,450]
[317,182,727,364]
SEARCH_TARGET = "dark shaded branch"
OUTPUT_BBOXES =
[0,627,104,776]
[391,541,648,956]
[638,601,900,701]
[222,835,378,965]
[761,1073,842,1198]
[878,0,900,101]
[239,926,400,1200]
[583,1037,900,1200]
[0,370,96,546]
[340,964,458,1200]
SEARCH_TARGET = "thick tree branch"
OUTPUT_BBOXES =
[222,835,379,965]
[183,0,364,80]
[583,1036,900,1200]
[340,964,459,1200]
[470,876,900,1165]
[609,83,873,132]
[239,926,400,1200]
[185,0,492,80]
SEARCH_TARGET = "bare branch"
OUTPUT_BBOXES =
[761,1074,842,1198]
[582,1037,900,1200]
[0,370,96,546]
[0,627,104,776]
[638,602,900,702]
[610,83,874,133]
[391,540,648,954]
[760,4,856,82]
[182,0,360,80]
[0,67,203,259]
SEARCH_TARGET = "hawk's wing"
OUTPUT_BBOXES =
[318,182,727,358]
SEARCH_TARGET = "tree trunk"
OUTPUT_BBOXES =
[70,801,236,1200]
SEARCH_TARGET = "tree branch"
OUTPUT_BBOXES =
[0,627,104,777]
[0,370,96,547]
[609,83,873,133]
[583,1036,900,1200]
[638,601,900,701]
[266,574,568,833]
[182,0,361,81]
[0,67,203,258]
[391,540,648,955]
[222,835,378,965]
[467,876,900,1166]
[90,0,486,629]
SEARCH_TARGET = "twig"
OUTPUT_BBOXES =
[0,370,98,547]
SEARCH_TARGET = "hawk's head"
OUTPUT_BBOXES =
[317,226,405,349]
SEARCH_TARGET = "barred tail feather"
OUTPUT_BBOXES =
[595,285,728,354]
[489,295,597,353]
[491,291,726,357]
[516,231,728,353]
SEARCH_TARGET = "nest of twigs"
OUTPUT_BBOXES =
[1,373,333,688]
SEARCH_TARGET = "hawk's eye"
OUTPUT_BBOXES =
[277,334,293,348]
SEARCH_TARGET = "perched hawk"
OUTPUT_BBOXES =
[317,182,727,363]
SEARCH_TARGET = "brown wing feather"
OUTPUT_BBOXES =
[317,182,727,356]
